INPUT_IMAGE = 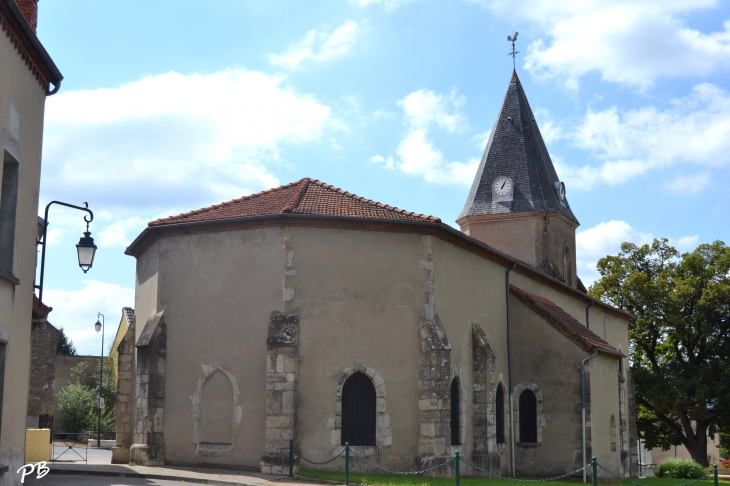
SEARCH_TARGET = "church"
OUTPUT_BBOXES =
[115,71,638,479]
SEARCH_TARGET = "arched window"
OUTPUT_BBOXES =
[564,246,572,286]
[610,415,617,451]
[450,378,461,445]
[519,389,537,443]
[341,372,376,446]
[496,384,505,443]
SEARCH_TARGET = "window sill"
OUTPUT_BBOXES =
[517,442,540,448]
[0,270,19,287]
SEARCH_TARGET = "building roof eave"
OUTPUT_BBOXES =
[125,212,633,321]
[1,0,63,93]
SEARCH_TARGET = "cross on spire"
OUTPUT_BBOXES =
[507,32,519,70]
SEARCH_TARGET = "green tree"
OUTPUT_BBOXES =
[56,327,76,355]
[590,239,730,467]
[56,382,94,432]
[56,359,117,433]
[720,433,730,459]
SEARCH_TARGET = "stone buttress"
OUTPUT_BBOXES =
[130,310,167,466]
[112,318,136,463]
[260,311,299,475]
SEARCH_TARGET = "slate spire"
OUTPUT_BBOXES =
[457,71,578,225]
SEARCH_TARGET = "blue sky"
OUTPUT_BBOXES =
[35,0,730,354]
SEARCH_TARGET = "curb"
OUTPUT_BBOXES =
[48,467,263,486]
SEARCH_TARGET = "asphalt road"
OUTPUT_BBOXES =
[25,474,203,485]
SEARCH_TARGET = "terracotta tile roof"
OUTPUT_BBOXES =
[510,284,623,356]
[149,178,441,227]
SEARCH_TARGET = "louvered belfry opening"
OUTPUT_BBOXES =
[496,384,505,443]
[341,372,376,446]
[450,378,460,445]
[519,389,538,442]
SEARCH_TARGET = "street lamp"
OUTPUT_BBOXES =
[94,312,105,448]
[36,201,96,305]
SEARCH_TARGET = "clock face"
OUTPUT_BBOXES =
[493,177,512,196]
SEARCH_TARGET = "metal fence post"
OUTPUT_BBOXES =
[455,451,460,486]
[591,457,597,486]
[345,443,350,485]
[714,464,718,486]
[289,439,294,478]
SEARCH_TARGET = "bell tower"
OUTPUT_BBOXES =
[456,71,580,287]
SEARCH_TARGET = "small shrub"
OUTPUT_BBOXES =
[720,459,730,468]
[654,458,706,479]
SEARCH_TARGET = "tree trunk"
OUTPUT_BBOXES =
[681,420,708,467]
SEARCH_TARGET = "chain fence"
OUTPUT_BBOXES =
[597,462,715,486]
[461,457,588,483]
[288,441,720,486]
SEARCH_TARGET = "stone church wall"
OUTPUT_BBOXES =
[589,353,623,475]
[510,295,601,477]
[139,227,284,467]
[293,227,424,471]
[431,237,512,474]
[128,221,632,474]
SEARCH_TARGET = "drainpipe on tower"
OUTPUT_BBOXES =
[585,299,594,330]
[582,350,598,483]
[506,263,517,478]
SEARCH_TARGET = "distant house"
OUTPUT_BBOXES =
[0,0,63,476]
[110,308,135,379]
[26,295,60,428]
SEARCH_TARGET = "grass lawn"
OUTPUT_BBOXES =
[298,469,717,486]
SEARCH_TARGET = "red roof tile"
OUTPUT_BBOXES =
[149,178,441,227]
[510,284,623,356]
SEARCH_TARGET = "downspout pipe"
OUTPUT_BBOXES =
[582,350,598,483]
[585,299,594,330]
[506,263,517,478]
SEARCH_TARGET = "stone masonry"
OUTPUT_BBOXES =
[27,321,61,426]
[260,310,299,475]
[112,317,136,464]
[416,315,452,471]
[130,310,167,466]
[471,323,500,475]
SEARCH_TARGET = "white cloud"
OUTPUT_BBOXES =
[44,280,134,356]
[397,89,467,132]
[370,154,395,170]
[97,217,148,248]
[372,89,477,184]
[675,235,700,249]
[575,220,700,284]
[665,172,710,193]
[473,0,728,89]
[269,22,360,70]
[549,83,730,189]
[576,220,655,284]
[43,69,334,212]
[353,0,416,12]
[392,129,478,184]
[472,129,491,149]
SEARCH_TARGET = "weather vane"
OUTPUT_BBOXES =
[507,32,519,70]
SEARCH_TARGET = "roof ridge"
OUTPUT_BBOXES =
[282,178,311,213]
[308,179,441,222]
[149,180,303,226]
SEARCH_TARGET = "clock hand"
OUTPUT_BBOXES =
[501,180,506,190]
